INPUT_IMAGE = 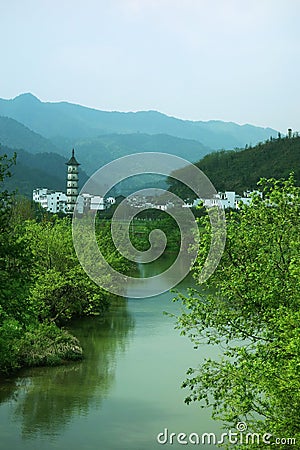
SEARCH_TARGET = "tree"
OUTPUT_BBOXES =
[0,153,120,373]
[0,151,16,229]
[0,153,34,371]
[24,218,116,325]
[176,175,300,448]
[0,152,33,323]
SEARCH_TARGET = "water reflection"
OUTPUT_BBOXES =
[1,299,134,439]
[131,253,191,297]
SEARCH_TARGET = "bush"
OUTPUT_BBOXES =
[0,318,23,373]
[19,323,83,367]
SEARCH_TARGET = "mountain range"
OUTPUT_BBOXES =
[0,116,59,154]
[0,93,283,197]
[0,93,277,150]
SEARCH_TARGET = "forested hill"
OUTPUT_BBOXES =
[167,135,300,199]
[195,135,300,193]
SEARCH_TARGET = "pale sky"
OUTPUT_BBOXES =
[1,0,299,132]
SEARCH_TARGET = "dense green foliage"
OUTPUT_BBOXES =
[168,135,300,201]
[196,135,300,193]
[176,175,300,448]
[0,154,129,374]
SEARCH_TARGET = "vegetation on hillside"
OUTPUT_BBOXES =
[168,135,300,200]
[196,135,300,193]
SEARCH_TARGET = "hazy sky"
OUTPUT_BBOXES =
[1,0,299,131]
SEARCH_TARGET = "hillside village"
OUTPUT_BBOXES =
[31,128,299,215]
[32,147,263,214]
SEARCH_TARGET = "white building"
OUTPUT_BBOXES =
[33,188,67,213]
[90,195,107,211]
[48,191,68,213]
[33,188,49,209]
[33,189,115,215]
[182,199,202,208]
[203,191,236,209]
[75,193,116,214]
[202,190,262,210]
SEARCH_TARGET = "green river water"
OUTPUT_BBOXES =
[0,259,222,450]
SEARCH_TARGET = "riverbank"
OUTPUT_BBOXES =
[0,265,221,450]
[0,205,133,375]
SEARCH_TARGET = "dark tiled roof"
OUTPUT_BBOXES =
[66,149,80,165]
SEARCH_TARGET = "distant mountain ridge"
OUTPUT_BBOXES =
[0,115,59,154]
[67,133,212,175]
[0,93,278,149]
[0,112,212,176]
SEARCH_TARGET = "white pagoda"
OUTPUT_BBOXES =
[66,148,80,214]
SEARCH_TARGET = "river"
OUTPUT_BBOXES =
[0,258,222,450]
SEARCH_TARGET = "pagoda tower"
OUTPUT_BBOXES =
[66,149,80,214]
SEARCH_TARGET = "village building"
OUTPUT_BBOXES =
[33,188,67,213]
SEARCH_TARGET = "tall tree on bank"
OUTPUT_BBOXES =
[0,152,34,370]
[0,152,130,374]
[177,175,300,448]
